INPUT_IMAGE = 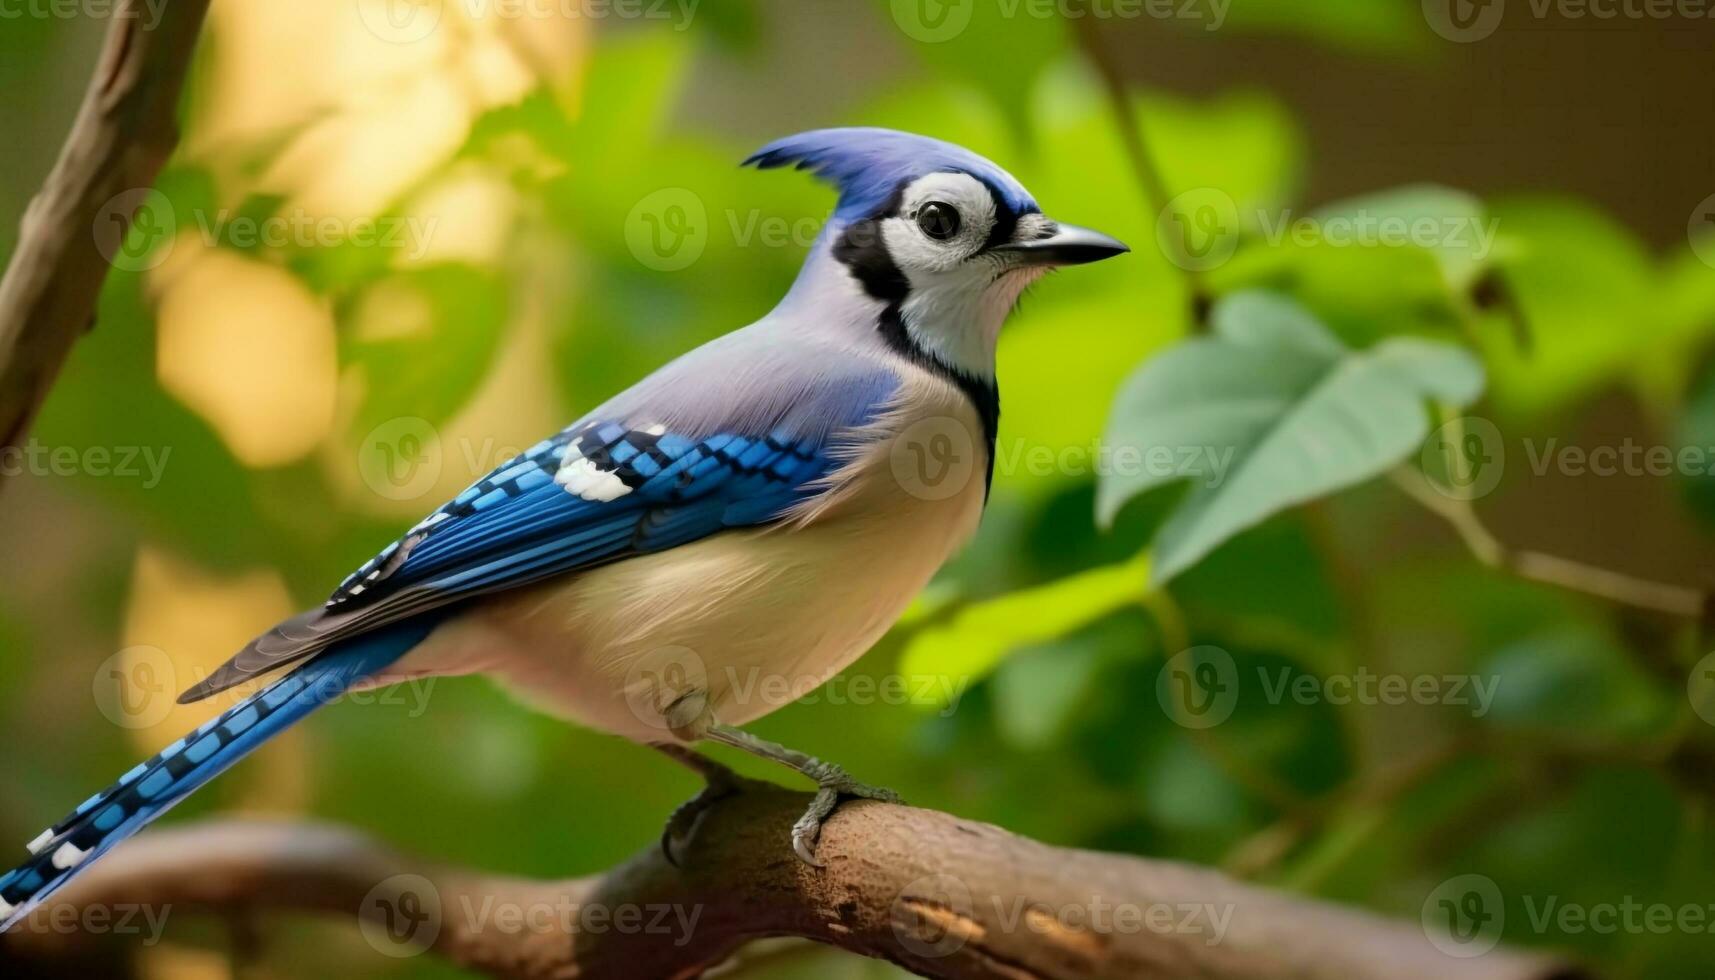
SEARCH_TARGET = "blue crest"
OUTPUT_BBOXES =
[745,128,1037,221]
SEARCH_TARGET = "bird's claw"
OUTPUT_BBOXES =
[659,765,742,868]
[790,764,903,868]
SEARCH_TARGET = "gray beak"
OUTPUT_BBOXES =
[994,221,1130,266]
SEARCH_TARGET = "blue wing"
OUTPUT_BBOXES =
[178,416,863,702]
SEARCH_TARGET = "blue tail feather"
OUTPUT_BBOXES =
[0,617,434,931]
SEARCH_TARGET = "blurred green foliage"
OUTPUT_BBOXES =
[4,2,1715,979]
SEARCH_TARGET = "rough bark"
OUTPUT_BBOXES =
[3,782,1588,980]
[0,0,209,482]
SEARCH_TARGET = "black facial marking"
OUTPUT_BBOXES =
[877,306,1001,493]
[831,179,1001,493]
[980,179,1030,252]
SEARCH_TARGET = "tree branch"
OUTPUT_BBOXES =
[3,784,1586,980]
[0,0,209,483]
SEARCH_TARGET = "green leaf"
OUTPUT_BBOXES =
[1099,292,1484,584]
[1677,365,1715,526]
[1480,628,1675,741]
[898,554,1149,702]
[1477,195,1657,417]
[1309,185,1494,293]
[991,638,1105,750]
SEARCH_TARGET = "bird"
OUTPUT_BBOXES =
[0,127,1127,930]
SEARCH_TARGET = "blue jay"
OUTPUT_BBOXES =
[0,128,1126,929]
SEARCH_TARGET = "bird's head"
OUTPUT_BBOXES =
[747,127,1127,380]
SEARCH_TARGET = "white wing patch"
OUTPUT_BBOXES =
[556,451,632,502]
[51,842,88,870]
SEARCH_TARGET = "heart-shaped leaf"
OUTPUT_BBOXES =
[1099,292,1484,584]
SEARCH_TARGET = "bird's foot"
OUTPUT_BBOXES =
[790,761,903,867]
[654,743,748,867]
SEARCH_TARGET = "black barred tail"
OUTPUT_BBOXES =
[0,618,432,931]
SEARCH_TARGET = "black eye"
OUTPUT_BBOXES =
[916,202,961,241]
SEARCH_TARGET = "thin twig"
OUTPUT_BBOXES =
[1390,466,1704,618]
[1066,3,1214,324]
[0,0,209,487]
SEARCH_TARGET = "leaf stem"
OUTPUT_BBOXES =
[1388,465,1706,619]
